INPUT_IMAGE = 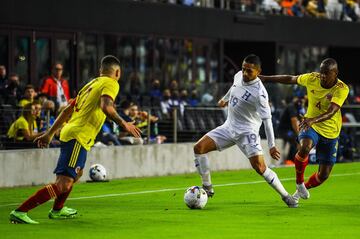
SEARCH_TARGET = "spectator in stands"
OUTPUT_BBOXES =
[306,0,327,18]
[188,89,200,107]
[149,79,162,106]
[98,119,121,146]
[343,0,360,21]
[149,79,162,99]
[160,88,173,118]
[40,63,70,108]
[169,79,179,94]
[39,99,56,132]
[130,103,166,144]
[179,89,189,115]
[118,100,134,123]
[0,65,7,89]
[171,90,180,106]
[325,0,343,20]
[237,0,257,13]
[262,0,282,14]
[6,103,43,148]
[278,96,306,164]
[33,100,42,131]
[18,85,36,108]
[1,73,23,107]
[119,103,144,145]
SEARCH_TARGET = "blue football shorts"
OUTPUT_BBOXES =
[53,139,87,179]
[298,127,339,165]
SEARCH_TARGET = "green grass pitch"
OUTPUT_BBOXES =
[0,162,360,239]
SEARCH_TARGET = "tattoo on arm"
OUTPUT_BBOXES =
[101,96,126,127]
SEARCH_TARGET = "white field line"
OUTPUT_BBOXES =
[1,172,359,208]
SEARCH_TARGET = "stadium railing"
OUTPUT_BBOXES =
[1,104,360,163]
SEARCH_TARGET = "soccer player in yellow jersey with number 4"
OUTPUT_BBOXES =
[10,55,142,224]
[260,58,349,204]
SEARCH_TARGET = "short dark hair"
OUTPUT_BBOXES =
[101,55,121,74]
[24,84,34,91]
[321,58,337,69]
[244,54,261,67]
[119,100,134,110]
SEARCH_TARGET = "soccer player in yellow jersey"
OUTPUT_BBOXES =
[10,55,141,224]
[259,58,349,203]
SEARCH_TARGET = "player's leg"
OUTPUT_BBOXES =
[193,135,217,197]
[8,141,81,224]
[249,155,297,207]
[305,164,333,189]
[9,177,68,224]
[193,126,235,197]
[294,128,318,199]
[305,136,337,189]
[237,133,297,207]
[49,140,87,219]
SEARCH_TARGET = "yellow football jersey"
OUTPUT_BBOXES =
[7,116,37,141]
[60,76,119,150]
[297,73,349,139]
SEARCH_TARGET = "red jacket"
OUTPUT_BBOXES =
[40,76,70,101]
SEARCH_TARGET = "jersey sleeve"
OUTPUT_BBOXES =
[331,83,349,107]
[101,80,119,101]
[297,73,312,87]
[256,88,272,120]
[17,118,29,130]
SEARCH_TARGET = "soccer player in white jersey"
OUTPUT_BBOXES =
[193,54,298,207]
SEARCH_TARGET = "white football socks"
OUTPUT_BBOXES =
[262,167,288,198]
[194,154,212,186]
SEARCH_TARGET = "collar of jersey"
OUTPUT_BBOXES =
[100,75,117,81]
[242,77,260,86]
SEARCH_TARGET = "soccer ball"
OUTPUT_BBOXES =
[184,186,208,209]
[89,164,107,181]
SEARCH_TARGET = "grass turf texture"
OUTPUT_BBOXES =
[0,162,359,239]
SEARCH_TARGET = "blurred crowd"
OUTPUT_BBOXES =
[0,62,358,162]
[0,63,218,150]
[136,0,360,22]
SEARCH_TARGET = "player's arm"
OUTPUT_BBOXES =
[22,128,43,141]
[259,75,299,85]
[218,87,231,108]
[100,95,142,138]
[299,103,340,131]
[263,118,280,160]
[34,101,75,147]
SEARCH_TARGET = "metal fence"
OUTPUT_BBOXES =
[1,104,360,163]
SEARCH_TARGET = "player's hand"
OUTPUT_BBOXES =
[299,117,315,131]
[34,132,53,148]
[123,121,142,138]
[217,99,228,108]
[269,146,280,160]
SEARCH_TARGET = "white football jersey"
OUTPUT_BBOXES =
[223,71,271,133]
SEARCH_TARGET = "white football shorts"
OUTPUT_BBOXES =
[206,125,263,158]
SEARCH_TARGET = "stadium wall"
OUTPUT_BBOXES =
[0,140,283,187]
[1,0,360,47]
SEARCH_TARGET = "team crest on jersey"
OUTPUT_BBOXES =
[311,90,315,94]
